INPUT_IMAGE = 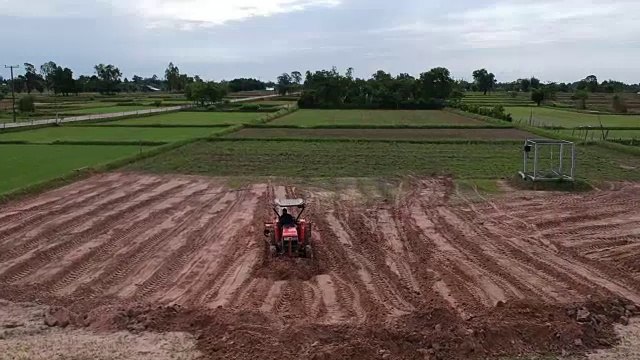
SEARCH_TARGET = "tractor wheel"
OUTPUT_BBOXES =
[305,245,314,260]
[270,245,278,258]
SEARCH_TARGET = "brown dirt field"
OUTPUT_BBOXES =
[227,128,537,140]
[1,173,640,359]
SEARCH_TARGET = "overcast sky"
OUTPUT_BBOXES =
[1,0,639,83]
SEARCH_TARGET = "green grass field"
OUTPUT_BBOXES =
[126,140,640,180]
[559,129,640,140]
[0,144,147,194]
[0,126,223,143]
[507,107,640,127]
[94,112,263,126]
[271,109,483,126]
[64,105,162,115]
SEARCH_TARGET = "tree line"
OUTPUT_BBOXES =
[286,67,639,112]
[0,62,273,100]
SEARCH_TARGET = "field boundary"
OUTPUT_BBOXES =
[208,136,524,145]
[0,124,243,204]
[451,108,640,158]
[0,109,185,133]
[66,123,234,128]
[246,123,514,129]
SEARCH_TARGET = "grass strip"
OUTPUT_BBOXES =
[0,125,243,204]
[207,137,523,145]
[248,123,513,129]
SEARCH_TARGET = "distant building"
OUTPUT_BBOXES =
[143,85,161,92]
[266,87,275,92]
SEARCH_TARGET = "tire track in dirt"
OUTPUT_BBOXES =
[307,211,369,324]
[410,200,508,308]
[107,184,229,299]
[0,177,162,270]
[45,182,211,295]
[452,187,608,301]
[470,194,640,304]
[260,280,286,313]
[302,280,323,320]
[0,175,146,250]
[334,207,415,316]
[273,280,307,321]
[437,206,573,303]
[315,274,346,323]
[0,174,118,224]
[160,185,266,306]
[0,178,171,283]
[66,182,223,301]
[127,187,237,301]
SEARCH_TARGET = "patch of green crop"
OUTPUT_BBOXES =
[507,107,640,127]
[0,144,148,194]
[271,109,482,126]
[0,126,225,143]
[125,140,640,181]
[94,112,263,126]
[64,105,159,115]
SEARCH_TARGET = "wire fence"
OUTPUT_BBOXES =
[1,94,284,130]
[1,105,194,129]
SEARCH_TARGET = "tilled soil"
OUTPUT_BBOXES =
[2,173,640,359]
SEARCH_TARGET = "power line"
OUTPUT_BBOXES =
[4,65,19,123]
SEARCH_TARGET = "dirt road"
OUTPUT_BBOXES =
[1,173,640,358]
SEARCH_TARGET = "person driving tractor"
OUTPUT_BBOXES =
[279,208,295,227]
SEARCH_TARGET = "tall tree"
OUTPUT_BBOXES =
[277,73,293,96]
[164,62,180,92]
[23,63,43,94]
[583,75,599,92]
[94,64,122,94]
[51,66,75,96]
[531,89,544,106]
[418,67,454,100]
[572,90,589,110]
[472,69,496,95]
[530,77,541,89]
[185,81,227,107]
[40,61,58,92]
[291,71,302,85]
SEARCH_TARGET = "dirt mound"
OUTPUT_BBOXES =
[85,298,627,360]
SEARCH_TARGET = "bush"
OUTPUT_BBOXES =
[153,100,163,107]
[531,89,545,106]
[612,94,628,113]
[509,91,519,98]
[298,93,445,110]
[18,95,36,113]
[451,102,512,122]
[240,104,261,111]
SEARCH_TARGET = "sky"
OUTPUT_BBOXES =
[1,0,639,83]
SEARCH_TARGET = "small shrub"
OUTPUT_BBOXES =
[612,94,628,113]
[89,96,95,101]
[18,95,36,113]
[509,91,519,98]
[452,102,512,122]
[240,104,261,111]
[153,100,163,107]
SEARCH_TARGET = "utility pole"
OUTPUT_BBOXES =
[4,65,19,122]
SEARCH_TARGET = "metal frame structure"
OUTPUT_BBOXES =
[520,139,576,182]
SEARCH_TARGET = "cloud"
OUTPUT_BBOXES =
[374,0,640,50]
[112,0,341,28]
[1,0,639,83]
[0,0,341,26]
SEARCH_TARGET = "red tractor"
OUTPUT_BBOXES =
[264,198,313,259]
